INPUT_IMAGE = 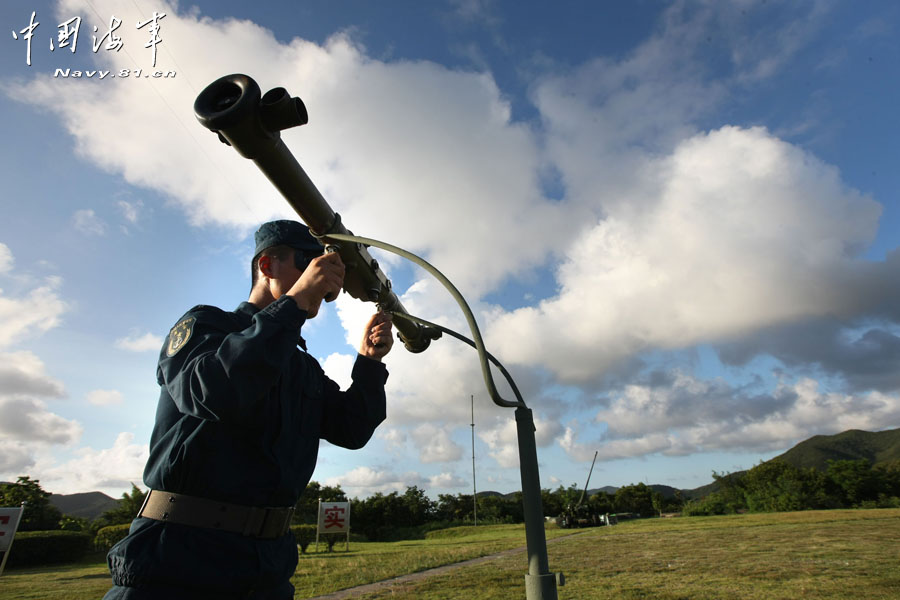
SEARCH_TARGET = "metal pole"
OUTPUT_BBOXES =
[517,407,561,599]
[471,394,477,527]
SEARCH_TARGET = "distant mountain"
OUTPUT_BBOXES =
[682,471,746,500]
[25,428,900,519]
[773,428,900,471]
[49,491,119,520]
[682,428,900,499]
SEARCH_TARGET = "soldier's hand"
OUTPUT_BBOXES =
[359,311,393,361]
[288,252,345,318]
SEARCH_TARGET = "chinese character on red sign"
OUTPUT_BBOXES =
[323,506,346,529]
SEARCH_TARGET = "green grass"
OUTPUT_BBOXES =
[2,510,899,599]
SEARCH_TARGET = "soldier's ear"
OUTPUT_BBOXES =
[258,256,274,278]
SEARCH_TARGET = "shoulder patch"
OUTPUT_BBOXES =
[166,316,196,357]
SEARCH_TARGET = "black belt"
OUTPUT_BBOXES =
[138,490,294,539]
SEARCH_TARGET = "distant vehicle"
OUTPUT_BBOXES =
[558,451,616,529]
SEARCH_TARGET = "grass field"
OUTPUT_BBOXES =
[1,509,898,599]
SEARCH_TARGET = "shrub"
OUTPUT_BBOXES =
[291,524,316,554]
[94,523,131,551]
[5,530,91,568]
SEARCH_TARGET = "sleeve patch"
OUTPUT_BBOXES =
[166,316,196,357]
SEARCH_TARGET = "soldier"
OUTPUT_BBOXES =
[104,220,393,599]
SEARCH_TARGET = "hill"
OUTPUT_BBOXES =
[49,491,119,520]
[682,428,900,499]
[773,428,900,471]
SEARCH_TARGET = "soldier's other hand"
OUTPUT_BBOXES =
[288,252,345,318]
[360,311,393,361]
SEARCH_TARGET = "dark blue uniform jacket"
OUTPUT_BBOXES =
[105,296,387,599]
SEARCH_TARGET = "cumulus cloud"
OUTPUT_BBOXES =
[0,396,81,445]
[479,412,563,468]
[86,389,124,406]
[0,351,66,398]
[12,0,566,298]
[319,352,354,389]
[410,424,464,463]
[115,332,163,352]
[0,275,68,349]
[324,465,426,497]
[428,471,467,489]
[33,432,149,496]
[0,353,76,453]
[0,440,36,474]
[716,317,900,393]
[558,372,900,462]
[377,427,408,453]
[488,126,886,382]
[5,0,898,490]
[0,249,78,481]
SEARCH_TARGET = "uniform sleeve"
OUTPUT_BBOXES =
[158,297,306,423]
[319,354,388,449]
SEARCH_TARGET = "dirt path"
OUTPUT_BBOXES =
[307,531,582,599]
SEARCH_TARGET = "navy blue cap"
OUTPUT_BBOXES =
[253,220,323,259]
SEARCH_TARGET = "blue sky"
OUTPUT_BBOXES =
[1,0,899,501]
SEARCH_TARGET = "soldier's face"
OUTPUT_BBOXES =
[268,254,304,299]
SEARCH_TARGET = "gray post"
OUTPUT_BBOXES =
[472,394,477,527]
[516,407,561,599]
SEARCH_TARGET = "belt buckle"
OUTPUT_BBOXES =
[249,506,294,539]
[264,507,294,538]
[242,506,267,537]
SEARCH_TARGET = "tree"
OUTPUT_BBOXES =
[540,488,564,518]
[826,460,880,506]
[401,485,435,526]
[586,491,614,515]
[0,476,62,531]
[742,460,825,512]
[614,483,656,516]
[436,493,471,522]
[352,491,407,541]
[294,481,347,524]
[95,484,148,528]
[710,470,748,513]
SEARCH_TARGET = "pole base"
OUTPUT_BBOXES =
[524,572,564,599]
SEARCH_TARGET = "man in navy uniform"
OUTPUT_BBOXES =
[104,220,393,599]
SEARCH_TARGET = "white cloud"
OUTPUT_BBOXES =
[0,276,67,349]
[324,465,425,497]
[0,396,81,445]
[115,332,163,352]
[0,352,76,452]
[86,389,124,406]
[4,0,897,491]
[117,199,141,224]
[0,351,65,398]
[0,440,35,474]
[319,352,354,389]
[0,243,12,274]
[377,427,407,453]
[488,126,883,382]
[479,412,562,468]
[72,209,107,236]
[558,373,900,462]
[428,472,467,490]
[32,432,149,496]
[410,423,464,463]
[13,0,566,298]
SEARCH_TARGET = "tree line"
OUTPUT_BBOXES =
[3,457,899,541]
[683,458,900,515]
